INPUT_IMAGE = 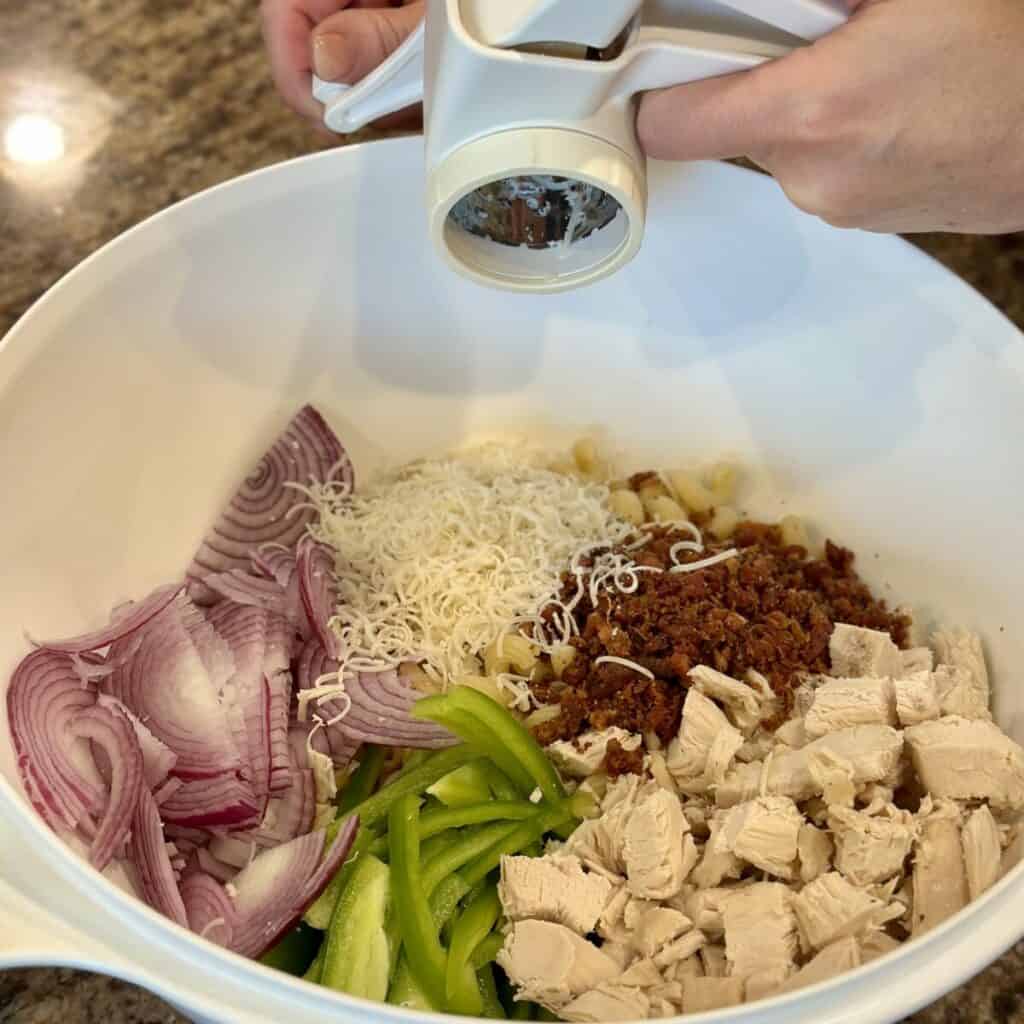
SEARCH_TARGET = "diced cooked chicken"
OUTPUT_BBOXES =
[623,788,693,899]
[911,800,968,936]
[905,716,1024,811]
[932,665,991,721]
[565,775,657,880]
[652,931,706,968]
[829,624,902,679]
[723,882,799,977]
[699,945,727,978]
[561,985,651,1023]
[498,921,621,1007]
[618,959,663,988]
[499,854,614,936]
[691,814,744,889]
[793,871,900,950]
[798,823,834,884]
[804,677,897,738]
[860,931,901,963]
[669,956,703,983]
[600,942,634,971]
[933,628,989,704]
[736,729,775,764]
[807,748,857,807]
[893,671,940,727]
[597,887,630,943]
[745,965,794,1002]
[688,666,763,735]
[900,647,934,674]
[962,805,1001,901]
[684,884,748,936]
[856,783,896,816]
[547,729,644,780]
[719,796,802,879]
[665,689,744,794]
[713,761,763,809]
[629,907,692,959]
[682,977,744,1013]
[774,717,809,749]
[828,805,916,886]
[777,937,861,994]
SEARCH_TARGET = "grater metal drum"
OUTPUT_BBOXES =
[313,0,848,293]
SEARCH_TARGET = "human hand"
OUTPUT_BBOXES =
[261,0,423,129]
[637,0,1024,234]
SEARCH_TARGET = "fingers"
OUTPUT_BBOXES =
[311,1,424,86]
[636,52,805,162]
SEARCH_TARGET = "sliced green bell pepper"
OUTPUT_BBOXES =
[446,883,502,1015]
[335,745,386,815]
[427,761,493,807]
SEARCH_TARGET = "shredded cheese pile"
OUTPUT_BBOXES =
[307,444,635,685]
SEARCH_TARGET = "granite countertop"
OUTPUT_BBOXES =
[1,1,1023,1022]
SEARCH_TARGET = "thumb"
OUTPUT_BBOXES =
[636,54,801,162]
[311,0,424,84]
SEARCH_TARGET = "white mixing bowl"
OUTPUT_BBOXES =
[1,137,1023,1024]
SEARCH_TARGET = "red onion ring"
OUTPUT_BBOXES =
[107,595,245,779]
[35,584,184,653]
[7,649,105,832]
[67,702,145,870]
[159,774,261,830]
[181,872,236,947]
[296,537,341,659]
[186,406,351,603]
[97,694,177,790]
[131,788,189,927]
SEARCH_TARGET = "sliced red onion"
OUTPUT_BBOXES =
[67,702,145,870]
[209,834,258,869]
[204,570,288,611]
[267,671,293,793]
[153,776,185,807]
[159,774,261,830]
[131,787,188,927]
[35,584,184,653]
[181,872,236,947]
[107,594,245,779]
[96,694,177,789]
[7,649,105,832]
[251,546,297,586]
[195,846,238,884]
[333,670,458,749]
[296,537,341,659]
[229,816,359,958]
[185,406,351,602]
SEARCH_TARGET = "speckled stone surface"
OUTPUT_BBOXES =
[1,1,1024,1022]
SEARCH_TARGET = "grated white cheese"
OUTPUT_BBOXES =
[307,444,635,684]
[593,655,656,680]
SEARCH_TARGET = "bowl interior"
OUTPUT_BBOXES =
[1,138,1023,1021]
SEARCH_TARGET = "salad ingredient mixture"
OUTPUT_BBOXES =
[9,404,1024,1021]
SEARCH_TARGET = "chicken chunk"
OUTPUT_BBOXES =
[665,689,744,794]
[798,824,835,884]
[565,775,657,880]
[911,801,968,936]
[905,716,1024,811]
[829,624,902,679]
[683,977,745,1013]
[498,921,621,1008]
[699,945,727,978]
[723,882,799,977]
[623,788,693,899]
[933,628,989,705]
[684,884,749,936]
[629,907,692,959]
[652,931,706,968]
[499,854,614,936]
[774,717,809,749]
[691,814,744,889]
[719,796,802,879]
[900,647,934,674]
[793,871,900,950]
[777,937,861,994]
[560,985,650,1023]
[828,805,917,886]
[962,804,1002,901]
[933,665,991,721]
[547,729,643,780]
[893,671,941,727]
[745,965,794,1002]
[804,677,897,738]
[806,748,857,808]
[688,666,763,735]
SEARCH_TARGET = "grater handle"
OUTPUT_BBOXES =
[314,19,426,134]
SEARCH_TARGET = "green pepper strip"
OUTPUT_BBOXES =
[460,805,573,887]
[415,689,565,804]
[477,964,507,1019]
[422,819,530,896]
[342,745,478,830]
[304,826,375,930]
[446,884,502,1015]
[389,795,449,1010]
[480,761,520,801]
[335,745,386,815]
[470,932,504,969]
[413,698,535,795]
[367,800,538,858]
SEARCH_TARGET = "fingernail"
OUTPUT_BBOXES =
[312,34,353,82]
